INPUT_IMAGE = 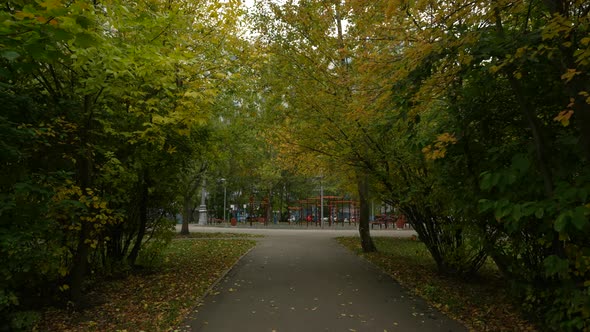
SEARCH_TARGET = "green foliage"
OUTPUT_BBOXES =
[250,0,590,329]
[136,218,176,269]
[479,168,590,330]
[1,0,246,323]
[3,310,41,332]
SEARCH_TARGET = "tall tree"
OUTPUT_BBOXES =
[251,0,377,250]
[0,0,245,322]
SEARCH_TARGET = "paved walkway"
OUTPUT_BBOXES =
[178,226,467,332]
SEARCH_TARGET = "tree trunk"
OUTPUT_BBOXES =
[106,223,124,270]
[181,195,191,235]
[279,183,285,222]
[266,189,273,224]
[180,169,206,233]
[70,96,94,304]
[357,172,376,252]
[70,153,92,303]
[128,171,149,267]
[70,220,90,304]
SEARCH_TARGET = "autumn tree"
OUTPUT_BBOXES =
[251,0,589,328]
[343,0,590,329]
[250,0,378,251]
[0,0,245,328]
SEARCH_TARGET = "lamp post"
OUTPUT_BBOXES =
[221,178,227,222]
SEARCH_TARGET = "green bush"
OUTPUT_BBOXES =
[136,218,175,269]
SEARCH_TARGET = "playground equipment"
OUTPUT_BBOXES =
[287,196,359,227]
[246,195,269,226]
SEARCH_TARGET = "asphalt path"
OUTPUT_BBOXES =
[178,225,467,332]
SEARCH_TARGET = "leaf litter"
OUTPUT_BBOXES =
[337,237,537,332]
[39,238,256,331]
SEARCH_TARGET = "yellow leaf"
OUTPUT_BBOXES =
[14,11,36,20]
[184,91,200,98]
[40,0,63,9]
[515,47,527,58]
[554,110,574,127]
[567,97,575,108]
[561,69,580,83]
[436,132,457,144]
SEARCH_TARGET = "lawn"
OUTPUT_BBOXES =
[337,237,537,332]
[37,235,257,332]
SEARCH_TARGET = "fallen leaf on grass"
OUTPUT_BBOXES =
[38,239,256,332]
[336,237,537,332]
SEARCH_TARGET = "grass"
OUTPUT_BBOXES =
[37,236,257,332]
[336,236,537,332]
